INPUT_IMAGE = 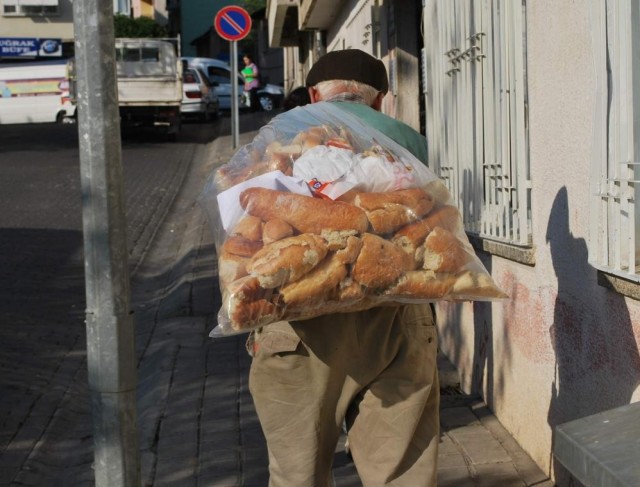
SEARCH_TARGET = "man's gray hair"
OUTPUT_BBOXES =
[314,79,380,106]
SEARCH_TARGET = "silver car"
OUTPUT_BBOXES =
[181,67,220,121]
[182,57,284,112]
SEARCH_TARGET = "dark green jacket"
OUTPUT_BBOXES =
[334,102,429,165]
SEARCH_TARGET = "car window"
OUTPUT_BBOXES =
[207,67,231,84]
[196,68,212,87]
[183,71,197,84]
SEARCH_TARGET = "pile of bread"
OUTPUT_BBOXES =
[218,181,506,331]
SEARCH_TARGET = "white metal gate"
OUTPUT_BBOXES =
[422,0,531,246]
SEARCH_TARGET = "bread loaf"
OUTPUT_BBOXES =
[222,235,263,257]
[351,233,413,288]
[392,205,461,260]
[246,233,328,288]
[263,218,294,245]
[421,227,469,272]
[354,188,435,234]
[224,276,282,330]
[240,187,369,234]
[231,215,263,242]
[218,251,249,287]
[280,254,348,307]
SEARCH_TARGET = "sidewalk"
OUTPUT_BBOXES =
[132,111,554,487]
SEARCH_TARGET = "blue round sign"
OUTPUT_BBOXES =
[214,6,252,42]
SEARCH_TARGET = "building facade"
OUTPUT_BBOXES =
[0,0,168,60]
[266,0,640,484]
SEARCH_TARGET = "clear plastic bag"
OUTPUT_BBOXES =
[199,102,507,335]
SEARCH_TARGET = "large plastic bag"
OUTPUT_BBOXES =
[199,102,507,335]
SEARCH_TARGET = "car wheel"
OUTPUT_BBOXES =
[259,94,275,112]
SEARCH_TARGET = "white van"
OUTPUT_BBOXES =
[0,59,73,125]
[181,57,284,111]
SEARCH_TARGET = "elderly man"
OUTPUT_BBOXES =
[248,49,439,487]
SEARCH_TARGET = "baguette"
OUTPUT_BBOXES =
[240,187,369,234]
[222,235,264,257]
[263,218,294,245]
[231,215,263,242]
[392,205,461,260]
[351,233,413,289]
[218,251,249,287]
[246,233,328,288]
[280,253,348,307]
[354,188,435,234]
[224,276,281,330]
[421,227,469,272]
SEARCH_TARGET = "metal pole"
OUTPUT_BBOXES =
[72,0,139,485]
[231,40,240,148]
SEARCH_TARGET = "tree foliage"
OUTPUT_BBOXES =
[114,14,168,38]
[243,0,266,15]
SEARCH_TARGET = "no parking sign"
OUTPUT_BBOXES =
[214,5,252,42]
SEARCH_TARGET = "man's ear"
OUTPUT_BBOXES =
[371,92,386,111]
[308,87,321,103]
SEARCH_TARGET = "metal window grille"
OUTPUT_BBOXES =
[422,0,531,246]
[590,0,640,280]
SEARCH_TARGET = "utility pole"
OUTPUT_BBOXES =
[72,0,139,485]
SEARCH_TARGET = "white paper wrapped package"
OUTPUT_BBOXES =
[198,102,507,335]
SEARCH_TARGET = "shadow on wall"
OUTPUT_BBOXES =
[546,186,640,482]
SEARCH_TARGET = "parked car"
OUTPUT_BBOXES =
[181,57,284,112]
[181,67,220,121]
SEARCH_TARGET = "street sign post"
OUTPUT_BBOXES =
[214,5,252,149]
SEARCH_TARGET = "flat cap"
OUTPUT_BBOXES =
[306,49,389,94]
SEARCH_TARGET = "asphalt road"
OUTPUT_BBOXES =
[0,118,224,485]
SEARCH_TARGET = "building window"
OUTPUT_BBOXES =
[422,0,531,247]
[2,0,59,16]
[590,0,640,280]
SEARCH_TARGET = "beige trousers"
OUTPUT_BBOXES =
[248,304,439,487]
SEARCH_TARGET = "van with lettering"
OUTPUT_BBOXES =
[0,59,73,124]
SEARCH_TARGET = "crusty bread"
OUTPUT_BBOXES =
[338,277,365,301]
[321,229,359,251]
[240,187,369,234]
[246,233,328,288]
[231,215,263,242]
[263,218,294,245]
[384,271,458,299]
[218,251,249,287]
[222,235,264,257]
[354,188,435,234]
[351,233,413,289]
[280,254,348,307]
[335,236,363,264]
[392,205,462,260]
[421,227,469,272]
[224,276,281,330]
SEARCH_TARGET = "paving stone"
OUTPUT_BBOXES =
[474,462,527,487]
[438,466,475,487]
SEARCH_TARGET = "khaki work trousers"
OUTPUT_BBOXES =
[249,304,440,487]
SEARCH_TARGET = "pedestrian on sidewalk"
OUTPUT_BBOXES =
[247,49,439,487]
[241,53,261,112]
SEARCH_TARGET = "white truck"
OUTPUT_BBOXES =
[114,38,182,136]
[0,59,74,125]
[68,38,182,137]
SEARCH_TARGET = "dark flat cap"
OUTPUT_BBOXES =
[306,49,389,94]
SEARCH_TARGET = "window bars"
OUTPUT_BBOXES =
[422,0,531,246]
[590,0,640,280]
